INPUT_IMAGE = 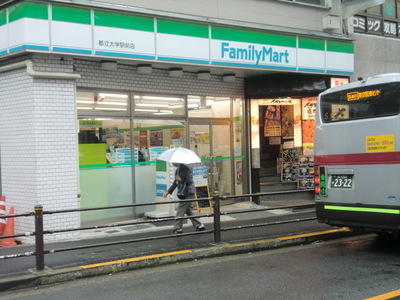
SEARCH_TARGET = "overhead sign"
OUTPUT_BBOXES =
[0,1,355,75]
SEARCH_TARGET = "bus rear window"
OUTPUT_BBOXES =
[320,82,400,122]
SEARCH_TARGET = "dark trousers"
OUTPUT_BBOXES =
[174,195,202,231]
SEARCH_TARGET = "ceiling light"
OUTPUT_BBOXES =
[142,96,182,101]
[136,103,169,108]
[97,101,127,106]
[98,93,128,98]
[169,104,183,109]
[135,108,158,112]
[94,107,127,111]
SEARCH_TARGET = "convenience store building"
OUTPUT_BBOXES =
[0,0,354,237]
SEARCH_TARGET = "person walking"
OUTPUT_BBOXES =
[163,163,205,234]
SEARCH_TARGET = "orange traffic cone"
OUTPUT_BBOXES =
[0,207,17,247]
[0,196,6,235]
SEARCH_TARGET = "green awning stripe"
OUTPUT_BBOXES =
[212,26,296,48]
[157,19,208,38]
[52,5,91,25]
[80,156,246,169]
[94,10,154,31]
[0,10,6,26]
[326,40,354,53]
[324,205,400,215]
[298,37,325,51]
[9,2,48,22]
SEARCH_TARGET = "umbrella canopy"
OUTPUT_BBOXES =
[157,147,201,164]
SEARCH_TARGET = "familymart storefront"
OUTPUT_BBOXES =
[0,1,353,234]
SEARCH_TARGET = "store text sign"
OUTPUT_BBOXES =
[212,41,296,69]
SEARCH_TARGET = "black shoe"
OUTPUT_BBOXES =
[196,225,205,231]
[173,229,183,234]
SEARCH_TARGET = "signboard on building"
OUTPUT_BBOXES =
[0,1,355,75]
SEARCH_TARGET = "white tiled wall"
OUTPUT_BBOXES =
[0,55,79,240]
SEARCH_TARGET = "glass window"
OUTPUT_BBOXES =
[384,0,397,19]
[320,83,400,123]
[76,91,129,116]
[279,0,329,7]
[133,94,185,116]
[78,118,134,225]
[188,96,231,118]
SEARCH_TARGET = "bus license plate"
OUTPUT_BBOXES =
[331,175,353,188]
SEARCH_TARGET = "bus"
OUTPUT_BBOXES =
[314,73,400,234]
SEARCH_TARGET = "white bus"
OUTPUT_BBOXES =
[314,73,400,234]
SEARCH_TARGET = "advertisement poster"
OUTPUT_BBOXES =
[171,128,184,146]
[139,130,148,148]
[150,129,163,146]
[281,105,294,138]
[193,165,208,186]
[264,105,281,137]
[302,97,317,120]
[236,161,242,185]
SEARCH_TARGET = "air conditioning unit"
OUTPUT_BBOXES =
[323,15,341,31]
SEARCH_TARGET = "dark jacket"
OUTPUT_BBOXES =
[167,164,196,199]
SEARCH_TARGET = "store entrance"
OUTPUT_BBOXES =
[188,119,233,197]
[259,103,297,179]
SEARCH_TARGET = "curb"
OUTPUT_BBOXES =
[0,228,357,292]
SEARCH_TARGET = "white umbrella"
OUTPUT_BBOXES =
[157,147,201,164]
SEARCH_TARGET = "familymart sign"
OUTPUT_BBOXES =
[0,1,354,74]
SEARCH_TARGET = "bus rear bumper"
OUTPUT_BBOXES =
[316,202,400,232]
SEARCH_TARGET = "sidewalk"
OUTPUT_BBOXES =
[0,199,356,292]
[17,199,311,245]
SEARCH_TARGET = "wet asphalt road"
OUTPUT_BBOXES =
[2,234,400,300]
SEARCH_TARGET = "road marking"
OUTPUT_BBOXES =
[79,228,350,269]
[222,228,351,248]
[363,289,400,300]
[80,250,192,269]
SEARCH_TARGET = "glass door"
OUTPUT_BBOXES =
[189,119,233,197]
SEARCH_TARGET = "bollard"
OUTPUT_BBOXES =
[212,193,221,243]
[34,205,45,271]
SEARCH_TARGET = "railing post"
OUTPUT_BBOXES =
[34,205,45,271]
[213,193,221,243]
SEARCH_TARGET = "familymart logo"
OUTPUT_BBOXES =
[220,42,290,65]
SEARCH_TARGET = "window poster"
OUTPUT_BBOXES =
[140,130,148,148]
[171,128,184,146]
[150,129,163,146]
[301,97,316,152]
[302,98,316,120]
[264,105,281,137]
[281,105,294,138]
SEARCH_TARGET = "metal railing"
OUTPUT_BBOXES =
[0,190,315,271]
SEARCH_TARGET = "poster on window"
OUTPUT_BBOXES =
[264,105,281,137]
[139,130,148,148]
[150,129,163,146]
[281,105,294,138]
[171,128,184,146]
[302,98,316,120]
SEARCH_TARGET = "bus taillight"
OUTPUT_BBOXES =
[314,166,327,196]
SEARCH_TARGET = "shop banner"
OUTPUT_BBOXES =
[0,1,355,75]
